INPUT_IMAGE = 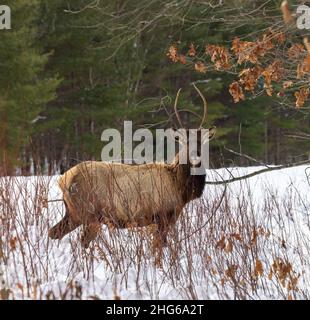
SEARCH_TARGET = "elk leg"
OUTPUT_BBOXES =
[81,223,101,249]
[152,210,181,266]
[155,222,169,247]
[153,209,180,247]
[152,225,166,267]
[49,214,80,240]
[49,201,81,240]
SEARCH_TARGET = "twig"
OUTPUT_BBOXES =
[224,146,267,166]
[205,159,310,185]
[285,134,310,141]
[47,199,63,203]
[178,184,227,242]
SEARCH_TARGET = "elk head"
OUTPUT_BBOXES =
[173,84,216,172]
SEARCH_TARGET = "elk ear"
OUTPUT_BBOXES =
[202,126,216,144]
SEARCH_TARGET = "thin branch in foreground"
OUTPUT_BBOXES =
[284,134,310,141]
[224,146,267,166]
[205,159,310,185]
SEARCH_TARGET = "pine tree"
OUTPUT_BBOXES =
[0,0,59,174]
[34,0,134,172]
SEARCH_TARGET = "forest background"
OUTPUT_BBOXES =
[1,0,309,175]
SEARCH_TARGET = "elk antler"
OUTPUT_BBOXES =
[193,84,208,128]
[174,85,208,129]
[174,88,184,128]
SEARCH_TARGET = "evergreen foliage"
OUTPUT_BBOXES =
[0,0,309,174]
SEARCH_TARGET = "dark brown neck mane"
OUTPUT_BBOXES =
[171,153,206,204]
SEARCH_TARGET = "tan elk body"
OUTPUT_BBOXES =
[49,85,215,249]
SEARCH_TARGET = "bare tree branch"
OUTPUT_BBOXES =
[224,146,267,166]
[205,159,310,185]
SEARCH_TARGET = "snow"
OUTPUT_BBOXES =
[0,165,309,300]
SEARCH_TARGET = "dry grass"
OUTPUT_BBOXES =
[0,167,309,300]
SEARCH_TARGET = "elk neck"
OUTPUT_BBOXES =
[171,153,206,204]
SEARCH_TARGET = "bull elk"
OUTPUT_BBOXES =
[49,85,216,251]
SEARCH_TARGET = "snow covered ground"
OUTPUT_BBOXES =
[0,165,309,300]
